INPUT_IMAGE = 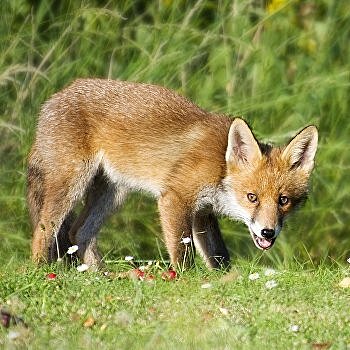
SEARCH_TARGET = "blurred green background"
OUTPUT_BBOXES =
[0,0,349,266]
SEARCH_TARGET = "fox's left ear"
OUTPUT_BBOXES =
[282,125,318,173]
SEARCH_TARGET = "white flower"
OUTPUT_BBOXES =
[219,307,229,316]
[248,273,260,281]
[147,260,153,266]
[289,324,299,332]
[125,256,134,261]
[201,283,212,289]
[139,265,146,271]
[181,237,192,244]
[77,264,89,272]
[338,277,350,288]
[347,257,350,264]
[265,280,278,289]
[8,330,21,340]
[67,245,79,255]
[264,268,276,276]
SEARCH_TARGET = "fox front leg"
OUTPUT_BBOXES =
[158,191,195,270]
[192,211,230,269]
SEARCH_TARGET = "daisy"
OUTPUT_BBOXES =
[67,245,78,255]
[77,264,89,272]
[265,280,278,289]
[289,324,299,332]
[181,237,191,244]
[264,268,276,276]
[219,307,229,316]
[248,273,260,281]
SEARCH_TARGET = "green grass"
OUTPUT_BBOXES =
[1,260,350,349]
[1,0,350,348]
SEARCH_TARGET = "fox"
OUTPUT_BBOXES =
[27,79,318,270]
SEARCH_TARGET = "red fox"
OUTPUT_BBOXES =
[27,79,318,269]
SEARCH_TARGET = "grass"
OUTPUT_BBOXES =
[1,260,350,349]
[1,0,350,348]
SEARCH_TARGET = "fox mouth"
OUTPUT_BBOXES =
[250,230,275,250]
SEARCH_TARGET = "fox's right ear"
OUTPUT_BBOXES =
[225,118,262,166]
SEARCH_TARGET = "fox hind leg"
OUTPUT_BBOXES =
[28,161,69,263]
[31,183,78,264]
[69,172,128,269]
[27,156,76,262]
[30,158,99,264]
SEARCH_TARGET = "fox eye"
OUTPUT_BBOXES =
[279,195,289,206]
[247,193,258,203]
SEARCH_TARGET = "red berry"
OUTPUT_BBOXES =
[46,273,57,280]
[1,310,11,328]
[129,269,145,280]
[168,270,177,279]
[161,269,177,281]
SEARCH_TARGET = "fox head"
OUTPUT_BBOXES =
[221,118,318,250]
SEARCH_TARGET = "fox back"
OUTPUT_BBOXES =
[27,79,318,269]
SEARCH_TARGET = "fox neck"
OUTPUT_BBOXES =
[215,176,248,220]
[195,176,249,224]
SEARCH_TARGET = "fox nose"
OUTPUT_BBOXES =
[261,228,275,240]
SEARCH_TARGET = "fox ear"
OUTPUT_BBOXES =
[281,126,318,173]
[225,118,262,166]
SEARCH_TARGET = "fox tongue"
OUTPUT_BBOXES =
[257,236,272,249]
